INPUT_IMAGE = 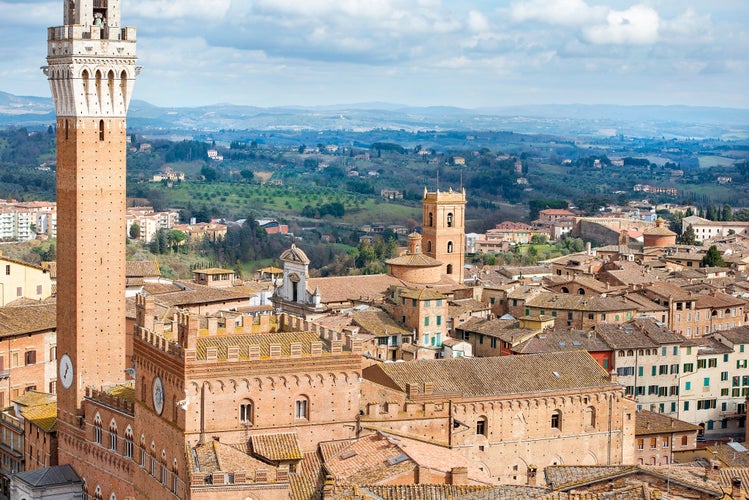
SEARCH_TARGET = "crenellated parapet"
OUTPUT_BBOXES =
[86,386,134,415]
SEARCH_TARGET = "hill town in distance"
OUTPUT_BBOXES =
[1,1,749,499]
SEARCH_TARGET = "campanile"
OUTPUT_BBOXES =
[43,0,138,462]
[422,187,466,283]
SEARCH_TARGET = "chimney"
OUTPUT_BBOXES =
[706,455,720,482]
[526,465,538,486]
[732,478,744,500]
[450,467,468,485]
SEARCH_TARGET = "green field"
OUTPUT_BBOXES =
[145,181,421,227]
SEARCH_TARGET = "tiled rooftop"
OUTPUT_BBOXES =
[0,303,56,338]
[352,308,411,337]
[367,351,614,397]
[251,432,304,462]
[634,410,700,435]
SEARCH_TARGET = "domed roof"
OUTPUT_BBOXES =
[385,252,443,268]
[643,218,676,236]
[279,244,310,265]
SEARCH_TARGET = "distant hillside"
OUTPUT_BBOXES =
[1,90,748,139]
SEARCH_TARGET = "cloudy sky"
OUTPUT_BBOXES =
[1,0,747,109]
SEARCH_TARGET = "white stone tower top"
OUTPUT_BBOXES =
[43,0,139,117]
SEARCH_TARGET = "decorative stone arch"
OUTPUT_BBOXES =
[109,418,118,451]
[582,451,598,465]
[550,409,562,431]
[93,413,103,444]
[294,394,310,420]
[584,406,597,429]
[549,455,564,466]
[239,398,255,425]
[476,415,489,436]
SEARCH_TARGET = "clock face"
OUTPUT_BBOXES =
[59,354,74,389]
[152,375,165,415]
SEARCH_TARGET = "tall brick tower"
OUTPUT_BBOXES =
[422,187,466,283]
[43,0,137,464]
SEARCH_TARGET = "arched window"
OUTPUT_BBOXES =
[65,120,69,141]
[109,419,118,452]
[447,241,453,253]
[584,406,596,428]
[446,264,453,275]
[93,486,103,500]
[124,426,133,459]
[93,414,102,444]
[107,70,115,109]
[140,435,146,467]
[476,416,487,436]
[110,493,116,500]
[577,288,585,295]
[161,450,168,484]
[551,410,562,430]
[295,396,309,420]
[428,212,433,227]
[120,70,128,105]
[240,400,254,425]
[426,240,432,253]
[172,459,179,494]
[447,212,453,227]
[98,119,105,141]
[561,287,569,294]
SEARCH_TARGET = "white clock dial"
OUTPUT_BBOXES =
[152,375,165,415]
[59,354,74,389]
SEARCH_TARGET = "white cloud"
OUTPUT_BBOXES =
[467,10,490,33]
[582,5,659,45]
[130,0,231,21]
[509,0,606,28]
[660,8,711,43]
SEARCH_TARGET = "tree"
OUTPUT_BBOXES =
[355,241,376,268]
[168,230,187,252]
[200,165,218,182]
[240,169,254,182]
[723,204,733,222]
[679,224,696,245]
[701,245,725,268]
[129,222,141,240]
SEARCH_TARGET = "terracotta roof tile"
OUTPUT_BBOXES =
[352,309,410,336]
[125,260,160,278]
[0,303,56,338]
[366,351,614,397]
[251,432,304,461]
[308,274,403,304]
[634,410,700,435]
[323,432,416,486]
[20,402,57,433]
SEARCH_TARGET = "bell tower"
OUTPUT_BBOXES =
[422,187,466,283]
[43,0,138,462]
